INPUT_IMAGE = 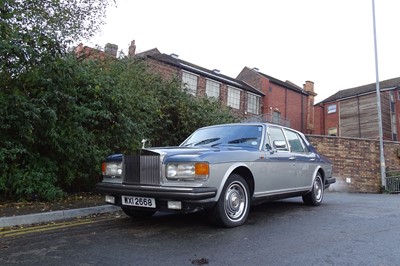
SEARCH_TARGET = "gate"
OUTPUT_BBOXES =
[386,170,400,193]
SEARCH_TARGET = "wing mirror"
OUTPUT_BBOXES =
[273,140,288,151]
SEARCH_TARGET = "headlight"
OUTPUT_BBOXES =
[102,162,123,177]
[166,162,209,180]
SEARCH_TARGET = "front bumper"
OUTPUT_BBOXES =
[96,182,217,200]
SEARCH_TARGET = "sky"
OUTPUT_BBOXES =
[88,0,400,102]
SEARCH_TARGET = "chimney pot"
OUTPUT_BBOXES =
[104,43,118,57]
[128,40,136,58]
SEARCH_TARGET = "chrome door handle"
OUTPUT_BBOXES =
[289,156,296,160]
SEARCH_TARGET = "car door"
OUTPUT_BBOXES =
[283,129,317,189]
[258,126,296,193]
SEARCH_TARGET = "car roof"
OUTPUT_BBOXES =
[199,122,301,133]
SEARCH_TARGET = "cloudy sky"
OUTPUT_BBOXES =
[88,0,400,102]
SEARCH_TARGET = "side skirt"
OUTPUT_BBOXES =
[251,190,310,206]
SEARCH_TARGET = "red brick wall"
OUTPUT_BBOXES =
[307,135,400,193]
[321,102,339,135]
[313,105,325,135]
[237,67,310,133]
[146,58,180,81]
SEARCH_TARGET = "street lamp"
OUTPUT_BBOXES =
[372,0,386,189]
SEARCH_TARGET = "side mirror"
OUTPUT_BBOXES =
[273,140,288,151]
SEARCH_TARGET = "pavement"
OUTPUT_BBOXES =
[0,204,121,228]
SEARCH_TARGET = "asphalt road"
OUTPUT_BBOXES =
[1,192,399,266]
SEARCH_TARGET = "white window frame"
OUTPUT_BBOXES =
[181,71,198,96]
[227,86,241,109]
[327,104,337,114]
[247,93,260,115]
[205,79,220,99]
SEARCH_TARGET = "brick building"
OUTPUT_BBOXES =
[236,67,317,133]
[314,77,400,140]
[76,40,318,133]
[130,45,264,118]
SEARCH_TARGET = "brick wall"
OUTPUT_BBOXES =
[307,135,400,193]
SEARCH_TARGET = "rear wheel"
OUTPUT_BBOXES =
[211,174,250,228]
[121,207,156,219]
[302,172,324,206]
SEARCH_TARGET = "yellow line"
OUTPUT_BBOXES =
[0,218,98,238]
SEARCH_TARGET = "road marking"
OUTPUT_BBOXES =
[0,216,115,238]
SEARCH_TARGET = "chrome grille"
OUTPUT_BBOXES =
[123,154,160,185]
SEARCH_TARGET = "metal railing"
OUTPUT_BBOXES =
[385,170,400,193]
[242,114,291,127]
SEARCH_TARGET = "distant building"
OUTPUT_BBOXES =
[236,67,317,133]
[314,77,400,140]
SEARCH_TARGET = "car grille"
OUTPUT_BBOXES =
[123,153,160,185]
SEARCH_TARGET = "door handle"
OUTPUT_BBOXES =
[310,158,316,161]
[289,156,296,160]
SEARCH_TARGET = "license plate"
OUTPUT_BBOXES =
[122,196,156,208]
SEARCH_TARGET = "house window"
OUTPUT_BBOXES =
[227,86,240,109]
[205,79,220,99]
[327,104,337,114]
[247,93,260,114]
[398,90,400,101]
[182,72,198,96]
[272,111,281,124]
[328,127,337,136]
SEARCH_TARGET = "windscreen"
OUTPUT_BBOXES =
[180,125,263,148]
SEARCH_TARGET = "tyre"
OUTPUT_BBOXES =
[121,207,156,219]
[302,172,324,206]
[211,174,250,228]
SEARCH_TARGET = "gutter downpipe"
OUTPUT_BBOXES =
[372,0,386,189]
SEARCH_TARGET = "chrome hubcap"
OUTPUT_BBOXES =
[314,176,323,202]
[224,182,247,221]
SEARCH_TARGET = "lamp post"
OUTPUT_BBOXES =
[372,0,386,189]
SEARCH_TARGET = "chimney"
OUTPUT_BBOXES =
[128,40,136,58]
[104,43,118,57]
[303,81,317,96]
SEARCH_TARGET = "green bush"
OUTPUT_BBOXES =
[0,54,237,201]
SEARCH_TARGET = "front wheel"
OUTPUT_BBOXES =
[302,172,324,206]
[211,174,250,228]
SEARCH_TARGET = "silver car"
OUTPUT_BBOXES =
[96,123,335,227]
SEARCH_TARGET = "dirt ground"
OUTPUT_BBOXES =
[0,192,105,218]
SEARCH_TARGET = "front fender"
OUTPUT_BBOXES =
[214,162,252,201]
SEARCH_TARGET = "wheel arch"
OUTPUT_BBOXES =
[216,164,254,201]
[317,167,326,183]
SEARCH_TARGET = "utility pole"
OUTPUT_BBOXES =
[372,0,386,189]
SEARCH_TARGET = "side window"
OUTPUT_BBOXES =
[284,129,306,153]
[268,127,288,151]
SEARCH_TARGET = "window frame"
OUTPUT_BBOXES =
[227,86,241,109]
[247,93,261,115]
[181,71,198,96]
[205,79,220,99]
[327,104,337,114]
